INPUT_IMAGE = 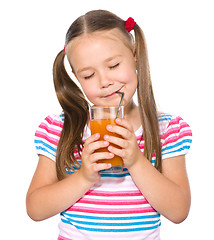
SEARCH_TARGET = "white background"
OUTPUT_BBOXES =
[1,0,213,239]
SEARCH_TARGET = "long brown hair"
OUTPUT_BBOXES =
[53,10,162,180]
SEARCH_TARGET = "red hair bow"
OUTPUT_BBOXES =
[125,17,136,32]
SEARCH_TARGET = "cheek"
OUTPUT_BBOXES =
[80,84,97,100]
[119,68,137,86]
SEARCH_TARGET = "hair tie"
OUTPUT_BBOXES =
[125,17,136,32]
[63,46,65,52]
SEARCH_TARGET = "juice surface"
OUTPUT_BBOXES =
[90,119,123,166]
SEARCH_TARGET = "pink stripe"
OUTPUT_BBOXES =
[39,122,62,136]
[138,142,145,149]
[35,131,58,145]
[58,236,71,240]
[136,135,144,141]
[73,148,84,154]
[85,190,143,197]
[163,130,192,145]
[164,126,191,139]
[165,126,184,136]
[67,206,156,214]
[167,131,192,141]
[59,229,160,240]
[46,115,64,127]
[76,198,148,205]
[168,116,182,124]
[168,120,190,129]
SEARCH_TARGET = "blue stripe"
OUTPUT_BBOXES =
[61,219,161,232]
[162,146,190,156]
[159,117,171,122]
[162,139,192,153]
[35,146,55,158]
[60,113,65,121]
[35,139,56,152]
[158,113,172,122]
[100,172,130,178]
[61,212,160,221]
[62,217,159,227]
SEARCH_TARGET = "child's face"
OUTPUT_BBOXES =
[67,29,137,107]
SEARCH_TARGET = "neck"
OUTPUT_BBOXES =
[124,99,141,132]
[124,99,136,115]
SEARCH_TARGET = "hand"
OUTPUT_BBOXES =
[104,118,143,169]
[79,133,113,184]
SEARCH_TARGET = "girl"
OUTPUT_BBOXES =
[26,10,192,240]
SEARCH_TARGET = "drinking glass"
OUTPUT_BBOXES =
[89,105,124,172]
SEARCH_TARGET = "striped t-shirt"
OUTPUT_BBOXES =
[34,112,192,240]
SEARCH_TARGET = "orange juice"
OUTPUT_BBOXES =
[90,119,123,166]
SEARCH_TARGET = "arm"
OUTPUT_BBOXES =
[128,154,191,223]
[26,155,94,221]
[106,118,191,223]
[26,133,112,221]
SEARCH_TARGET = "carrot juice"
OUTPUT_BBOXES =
[89,105,124,172]
[90,119,123,166]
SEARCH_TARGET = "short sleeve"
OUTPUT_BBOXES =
[34,114,64,161]
[161,115,192,159]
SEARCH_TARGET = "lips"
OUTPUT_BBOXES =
[103,87,123,98]
[105,92,117,98]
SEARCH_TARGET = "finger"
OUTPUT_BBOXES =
[104,134,127,148]
[90,151,114,163]
[84,133,100,146]
[93,163,112,172]
[86,140,110,154]
[115,118,134,131]
[106,124,132,140]
[108,145,125,159]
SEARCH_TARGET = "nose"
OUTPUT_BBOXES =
[98,72,114,88]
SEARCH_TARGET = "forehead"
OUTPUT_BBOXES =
[67,29,132,56]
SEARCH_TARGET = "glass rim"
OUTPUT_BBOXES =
[90,105,124,109]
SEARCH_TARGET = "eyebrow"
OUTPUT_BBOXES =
[77,67,91,74]
[77,55,122,74]
[104,54,122,63]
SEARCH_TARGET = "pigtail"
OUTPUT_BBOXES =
[53,50,89,180]
[133,24,162,172]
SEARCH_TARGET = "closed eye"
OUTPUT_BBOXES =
[84,73,95,79]
[109,63,119,69]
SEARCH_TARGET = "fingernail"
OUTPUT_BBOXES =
[107,125,112,130]
[116,118,121,123]
[107,163,112,168]
[104,135,109,140]
[108,146,113,151]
